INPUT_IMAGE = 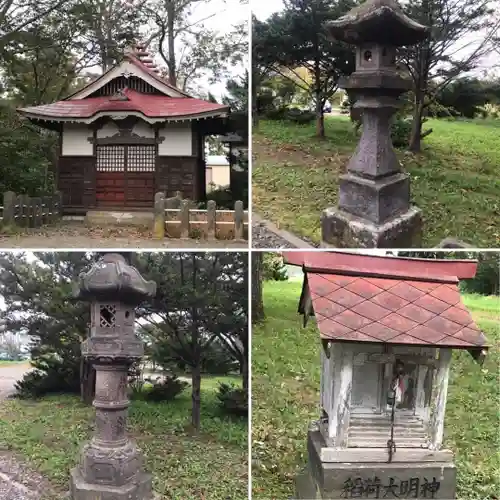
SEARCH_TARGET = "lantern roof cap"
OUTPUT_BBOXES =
[75,253,156,304]
[326,0,429,47]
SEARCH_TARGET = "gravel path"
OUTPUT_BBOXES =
[251,214,318,249]
[0,363,30,398]
[0,223,247,249]
[252,221,300,248]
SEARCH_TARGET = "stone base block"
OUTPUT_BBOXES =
[295,430,456,499]
[338,173,410,224]
[321,206,422,248]
[70,467,155,500]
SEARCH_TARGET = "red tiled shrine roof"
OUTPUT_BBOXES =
[283,252,489,356]
[18,88,228,121]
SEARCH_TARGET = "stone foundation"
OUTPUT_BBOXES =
[296,430,456,499]
[321,206,422,248]
[70,467,154,500]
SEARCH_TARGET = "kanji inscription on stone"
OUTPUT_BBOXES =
[341,476,441,499]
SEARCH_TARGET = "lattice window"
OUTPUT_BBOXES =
[96,146,125,171]
[127,145,156,172]
[100,304,116,327]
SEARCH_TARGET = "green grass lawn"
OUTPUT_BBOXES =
[0,375,247,500]
[252,280,500,499]
[253,116,500,247]
[0,360,29,365]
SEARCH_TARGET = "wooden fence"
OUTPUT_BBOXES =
[0,191,62,228]
[153,192,248,240]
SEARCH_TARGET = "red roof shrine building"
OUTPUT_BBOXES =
[17,46,229,214]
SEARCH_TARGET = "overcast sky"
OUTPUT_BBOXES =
[252,0,499,77]
[156,0,249,99]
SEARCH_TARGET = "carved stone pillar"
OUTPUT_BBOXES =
[70,253,157,500]
[321,0,429,248]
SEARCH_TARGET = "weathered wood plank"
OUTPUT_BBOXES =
[429,348,452,450]
[415,364,430,422]
[328,343,353,446]
[319,447,454,463]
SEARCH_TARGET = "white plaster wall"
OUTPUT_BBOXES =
[96,121,119,138]
[158,122,193,156]
[206,165,230,191]
[61,123,93,156]
[132,121,155,138]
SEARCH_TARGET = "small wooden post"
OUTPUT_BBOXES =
[207,200,216,240]
[234,200,244,240]
[41,196,48,225]
[47,195,55,224]
[20,194,30,227]
[429,348,452,450]
[3,192,16,225]
[153,192,165,239]
[329,343,353,447]
[180,200,190,239]
[33,197,42,227]
[175,191,183,207]
[28,197,37,228]
[54,191,63,219]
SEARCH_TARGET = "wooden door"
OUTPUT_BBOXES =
[96,145,125,206]
[126,145,155,207]
[95,144,155,208]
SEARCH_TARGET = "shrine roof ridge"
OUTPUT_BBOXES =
[302,265,459,284]
[283,251,478,282]
[17,88,229,123]
[63,51,191,101]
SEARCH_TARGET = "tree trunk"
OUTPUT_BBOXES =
[80,357,95,405]
[241,351,248,392]
[167,3,177,87]
[409,97,425,152]
[191,361,202,430]
[252,71,260,129]
[251,253,264,323]
[313,48,325,138]
[315,92,325,138]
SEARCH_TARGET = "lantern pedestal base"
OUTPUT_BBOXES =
[321,205,422,248]
[70,467,155,500]
[296,429,456,499]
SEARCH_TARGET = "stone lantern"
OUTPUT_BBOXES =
[70,253,157,500]
[321,0,429,248]
[284,251,489,499]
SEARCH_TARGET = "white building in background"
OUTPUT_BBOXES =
[206,155,230,192]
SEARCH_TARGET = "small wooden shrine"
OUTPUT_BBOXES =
[285,251,489,499]
[17,46,229,214]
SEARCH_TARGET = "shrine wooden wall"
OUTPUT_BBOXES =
[57,121,206,214]
[57,156,204,213]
